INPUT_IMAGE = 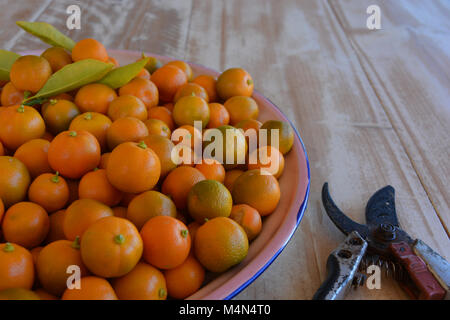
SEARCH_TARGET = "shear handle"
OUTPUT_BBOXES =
[312,231,367,300]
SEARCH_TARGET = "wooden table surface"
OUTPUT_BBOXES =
[2,0,449,300]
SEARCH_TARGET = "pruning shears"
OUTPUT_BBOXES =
[313,183,450,300]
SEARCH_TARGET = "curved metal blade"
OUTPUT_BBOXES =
[365,185,399,228]
[322,183,369,238]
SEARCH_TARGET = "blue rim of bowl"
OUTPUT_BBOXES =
[224,94,311,300]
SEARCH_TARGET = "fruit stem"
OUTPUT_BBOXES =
[23,91,31,99]
[17,105,25,113]
[49,99,58,105]
[51,171,60,183]
[114,234,125,245]
[180,229,188,238]
[69,131,77,137]
[137,141,147,149]
[72,236,81,249]
[84,113,92,120]
[158,288,166,299]
[3,242,14,252]
[247,79,253,86]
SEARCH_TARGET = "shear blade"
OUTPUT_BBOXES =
[321,183,369,238]
[365,185,399,228]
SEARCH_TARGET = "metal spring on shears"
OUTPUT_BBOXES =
[358,254,405,282]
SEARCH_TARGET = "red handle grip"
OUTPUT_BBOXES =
[390,242,445,300]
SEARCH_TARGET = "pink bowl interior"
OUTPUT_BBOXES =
[22,49,311,300]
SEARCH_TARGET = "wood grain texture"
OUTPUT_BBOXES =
[329,0,450,231]
[1,0,448,300]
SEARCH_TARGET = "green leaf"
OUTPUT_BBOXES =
[0,50,20,81]
[23,59,113,103]
[98,57,149,89]
[16,21,76,51]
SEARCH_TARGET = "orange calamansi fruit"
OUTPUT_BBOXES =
[164,254,205,299]
[0,156,31,208]
[48,130,101,179]
[161,166,205,210]
[41,47,72,72]
[229,204,262,241]
[61,276,118,300]
[113,262,167,300]
[193,74,218,102]
[127,190,177,230]
[224,96,259,125]
[28,172,69,213]
[80,216,143,278]
[207,103,230,129]
[148,106,175,131]
[106,117,149,151]
[166,60,193,81]
[71,38,109,62]
[194,217,248,273]
[63,198,113,241]
[107,94,148,121]
[13,139,52,179]
[143,119,171,138]
[69,112,112,152]
[0,105,45,150]
[216,68,254,100]
[0,82,24,106]
[78,169,123,207]
[173,95,210,128]
[151,65,187,102]
[118,77,159,109]
[260,120,294,155]
[195,158,226,183]
[136,68,151,80]
[142,134,177,178]
[42,99,80,135]
[0,242,34,291]
[36,238,89,296]
[187,180,232,223]
[140,216,191,270]
[2,202,49,249]
[106,141,160,194]
[10,55,52,93]
[174,83,209,103]
[74,83,117,115]
[231,169,280,216]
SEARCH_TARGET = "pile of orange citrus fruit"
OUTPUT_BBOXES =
[0,21,294,300]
